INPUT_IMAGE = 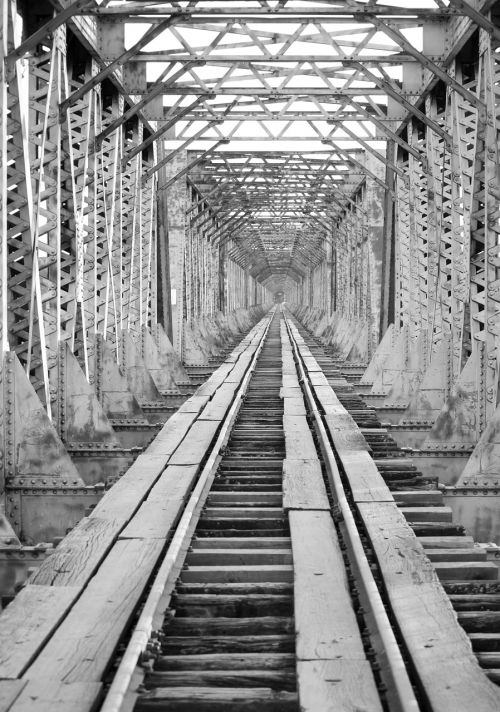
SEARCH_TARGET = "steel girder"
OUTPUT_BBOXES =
[0,0,499,550]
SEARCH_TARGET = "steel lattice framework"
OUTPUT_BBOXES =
[86,0,483,294]
[0,0,499,552]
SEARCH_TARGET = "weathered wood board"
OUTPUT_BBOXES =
[225,355,253,382]
[145,465,199,501]
[118,498,184,539]
[283,397,307,416]
[297,660,383,712]
[283,416,316,460]
[308,372,330,388]
[199,382,239,420]
[279,386,303,399]
[283,459,329,511]
[169,420,220,465]
[9,682,102,712]
[301,357,323,372]
[146,411,199,456]
[290,510,366,661]
[26,539,165,684]
[30,517,124,587]
[333,450,393,503]
[135,687,297,707]
[0,680,27,710]
[358,501,500,712]
[0,586,81,679]
[323,415,369,451]
[177,395,211,412]
[282,374,300,389]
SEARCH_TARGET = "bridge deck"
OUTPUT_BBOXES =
[0,309,499,712]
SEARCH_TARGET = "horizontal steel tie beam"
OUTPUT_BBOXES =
[89,6,465,17]
[133,54,424,63]
[130,87,407,96]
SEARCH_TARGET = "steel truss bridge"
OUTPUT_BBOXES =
[0,1,500,711]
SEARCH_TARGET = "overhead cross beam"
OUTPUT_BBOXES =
[45,0,491,286]
[88,5,469,19]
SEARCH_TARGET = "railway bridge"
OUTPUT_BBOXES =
[0,1,500,710]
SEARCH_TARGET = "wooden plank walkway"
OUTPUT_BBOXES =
[297,660,384,712]
[360,501,500,711]
[0,682,26,712]
[2,311,498,712]
[290,510,370,661]
[27,538,165,683]
[286,317,500,712]
[0,586,79,679]
[282,460,329,511]
[0,316,272,711]
[3,682,102,712]
[280,324,382,711]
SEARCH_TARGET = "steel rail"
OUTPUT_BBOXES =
[283,310,421,712]
[100,309,275,712]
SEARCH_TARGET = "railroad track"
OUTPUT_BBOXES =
[145,320,296,707]
[104,312,299,711]
[2,308,500,712]
[99,309,500,712]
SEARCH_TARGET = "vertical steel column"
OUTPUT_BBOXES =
[163,151,188,356]
[469,30,500,435]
